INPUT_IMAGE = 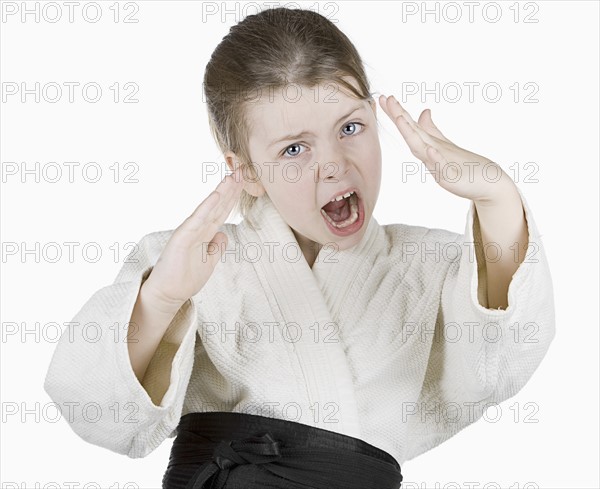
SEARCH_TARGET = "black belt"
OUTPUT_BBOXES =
[162,411,403,489]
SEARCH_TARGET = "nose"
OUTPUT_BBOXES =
[318,142,351,183]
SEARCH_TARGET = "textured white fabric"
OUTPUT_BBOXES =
[44,187,555,464]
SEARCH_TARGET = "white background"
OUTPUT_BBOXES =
[1,0,598,487]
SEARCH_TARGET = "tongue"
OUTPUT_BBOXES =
[322,198,346,212]
[322,197,351,222]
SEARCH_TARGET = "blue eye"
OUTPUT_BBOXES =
[284,143,304,158]
[280,121,365,159]
[342,122,364,136]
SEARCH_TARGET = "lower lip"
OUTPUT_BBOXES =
[321,194,365,237]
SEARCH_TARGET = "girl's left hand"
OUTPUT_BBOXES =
[378,94,514,204]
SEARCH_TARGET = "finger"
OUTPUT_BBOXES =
[386,108,432,162]
[425,145,448,166]
[383,95,439,147]
[209,178,244,227]
[204,170,245,226]
[423,145,454,181]
[209,167,245,213]
[417,109,451,143]
[188,190,220,224]
[185,170,243,231]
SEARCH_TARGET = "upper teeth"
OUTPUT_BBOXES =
[330,190,355,203]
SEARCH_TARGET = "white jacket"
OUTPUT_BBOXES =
[43,188,556,464]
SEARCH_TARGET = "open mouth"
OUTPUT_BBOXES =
[320,190,364,235]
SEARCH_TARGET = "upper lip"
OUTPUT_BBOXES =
[321,187,360,208]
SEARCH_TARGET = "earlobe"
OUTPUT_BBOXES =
[246,172,266,198]
[244,177,266,198]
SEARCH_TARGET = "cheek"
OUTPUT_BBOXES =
[258,163,298,191]
[353,132,381,164]
[269,160,314,188]
[366,130,382,153]
[365,133,381,166]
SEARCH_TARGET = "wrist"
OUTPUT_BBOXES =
[474,172,520,208]
[140,279,186,316]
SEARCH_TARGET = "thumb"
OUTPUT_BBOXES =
[418,109,450,143]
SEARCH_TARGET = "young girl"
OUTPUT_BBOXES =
[44,7,555,489]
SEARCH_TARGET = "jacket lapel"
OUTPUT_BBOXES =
[311,213,385,323]
[236,194,386,437]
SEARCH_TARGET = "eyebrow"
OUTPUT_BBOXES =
[268,104,365,149]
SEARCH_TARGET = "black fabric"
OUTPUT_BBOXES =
[162,411,403,489]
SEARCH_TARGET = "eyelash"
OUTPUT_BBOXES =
[280,122,366,159]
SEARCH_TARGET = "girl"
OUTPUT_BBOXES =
[44,7,555,489]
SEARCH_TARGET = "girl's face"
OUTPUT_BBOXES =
[242,78,382,260]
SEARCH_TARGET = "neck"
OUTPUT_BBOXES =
[292,230,322,269]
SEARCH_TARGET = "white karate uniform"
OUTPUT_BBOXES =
[43,187,555,464]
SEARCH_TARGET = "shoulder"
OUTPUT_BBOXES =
[377,221,464,275]
[380,221,462,248]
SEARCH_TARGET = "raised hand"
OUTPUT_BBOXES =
[142,167,245,309]
[378,94,514,203]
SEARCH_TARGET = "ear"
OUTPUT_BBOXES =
[224,150,266,198]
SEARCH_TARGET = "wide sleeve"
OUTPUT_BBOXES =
[43,231,199,458]
[404,186,556,461]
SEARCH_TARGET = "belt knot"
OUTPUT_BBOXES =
[188,432,282,488]
[213,432,282,469]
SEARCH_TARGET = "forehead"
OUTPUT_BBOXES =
[246,83,367,143]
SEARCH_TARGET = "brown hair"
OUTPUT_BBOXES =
[203,7,376,226]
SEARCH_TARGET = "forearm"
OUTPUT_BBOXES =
[473,180,529,310]
[127,282,185,383]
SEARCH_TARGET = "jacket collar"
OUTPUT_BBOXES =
[239,193,385,322]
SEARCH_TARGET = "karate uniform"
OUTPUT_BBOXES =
[43,187,555,479]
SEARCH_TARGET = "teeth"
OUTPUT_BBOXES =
[321,193,359,229]
[330,190,355,203]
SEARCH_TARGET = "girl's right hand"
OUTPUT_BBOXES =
[141,168,245,310]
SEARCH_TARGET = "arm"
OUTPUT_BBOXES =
[43,232,199,458]
[128,281,186,384]
[405,187,556,461]
[473,177,530,310]
[376,96,555,460]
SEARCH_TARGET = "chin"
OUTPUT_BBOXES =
[333,228,365,248]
